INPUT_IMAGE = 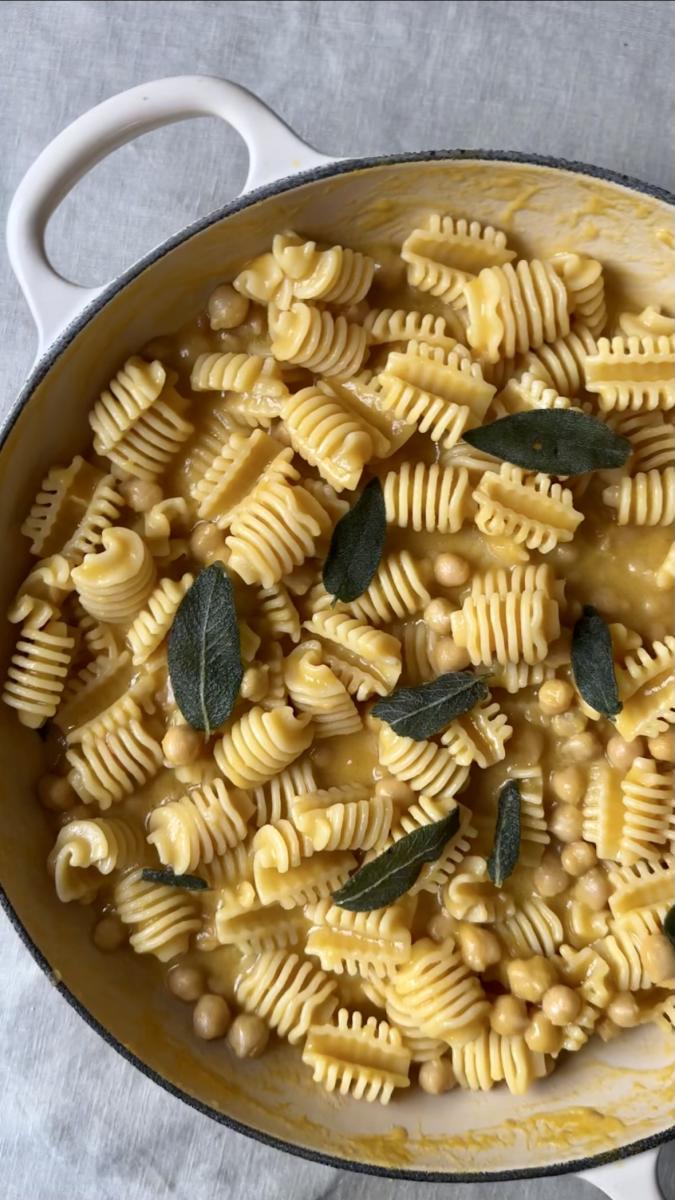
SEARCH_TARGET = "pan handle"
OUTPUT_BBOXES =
[6,75,334,357]
[578,1147,662,1200]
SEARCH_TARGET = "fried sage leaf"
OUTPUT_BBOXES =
[333,808,461,911]
[167,563,243,737]
[487,780,521,888]
[463,409,631,475]
[322,476,386,603]
[572,605,622,719]
[371,671,489,741]
[141,868,208,891]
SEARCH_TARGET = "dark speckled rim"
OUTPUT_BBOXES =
[1,149,674,1184]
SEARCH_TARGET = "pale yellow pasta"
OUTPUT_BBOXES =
[385,799,477,894]
[617,306,675,338]
[56,650,133,735]
[302,1009,411,1103]
[71,528,156,624]
[348,550,431,627]
[614,636,675,741]
[126,574,193,665]
[147,780,254,873]
[608,857,675,920]
[226,474,331,588]
[381,990,447,1064]
[272,231,376,306]
[90,357,193,479]
[291,785,391,852]
[464,260,571,362]
[473,465,583,552]
[383,463,472,533]
[305,897,413,977]
[378,726,470,800]
[603,468,675,526]
[551,253,607,336]
[443,856,515,923]
[363,307,460,352]
[215,895,306,955]
[2,610,75,728]
[48,816,144,903]
[392,937,490,1045]
[515,765,551,867]
[66,695,163,809]
[252,582,301,643]
[583,761,625,860]
[193,429,294,527]
[440,696,512,768]
[616,758,675,864]
[282,385,375,491]
[112,867,201,961]
[401,214,515,307]
[378,343,495,448]
[450,589,561,666]
[214,705,313,789]
[303,610,402,700]
[493,371,575,418]
[452,1029,548,1095]
[21,456,124,563]
[495,897,564,957]
[269,301,367,378]
[394,619,436,686]
[234,950,338,1042]
[254,845,356,910]
[284,644,362,739]
[584,335,675,412]
[521,324,598,396]
[252,760,317,827]
[190,351,288,398]
[611,411,675,474]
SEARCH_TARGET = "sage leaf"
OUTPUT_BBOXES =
[333,808,461,911]
[664,904,675,951]
[572,605,622,719]
[322,476,386,603]
[141,868,208,891]
[463,409,631,475]
[487,781,521,888]
[167,563,243,737]
[372,671,489,741]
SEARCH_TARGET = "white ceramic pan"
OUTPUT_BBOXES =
[2,76,673,1197]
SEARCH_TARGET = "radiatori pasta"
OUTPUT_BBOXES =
[5,216,673,1104]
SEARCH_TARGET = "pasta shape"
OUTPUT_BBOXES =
[495,897,564,957]
[272,231,376,306]
[126,574,193,664]
[378,343,495,448]
[305,897,413,977]
[90,357,193,479]
[401,214,515,307]
[2,609,75,728]
[21,456,123,563]
[493,371,574,418]
[252,759,316,827]
[146,780,255,873]
[584,335,675,413]
[378,726,470,801]
[113,868,201,961]
[190,351,288,398]
[291,785,391,852]
[617,306,675,338]
[251,582,301,644]
[383,463,472,533]
[364,308,460,352]
[443,856,515,923]
[611,411,675,474]
[614,636,675,741]
[514,765,550,866]
[521,324,598,397]
[603,468,675,526]
[385,798,476,894]
[302,1009,411,1103]
[226,474,331,588]
[234,950,338,1042]
[282,385,375,491]
[395,619,436,686]
[464,260,571,363]
[608,857,675,920]
[284,643,361,739]
[392,937,490,1045]
[269,302,367,378]
[616,758,675,864]
[450,589,561,666]
[71,528,156,624]
[215,897,306,954]
[48,816,144,903]
[440,696,512,768]
[66,695,163,809]
[303,611,402,700]
[193,428,294,527]
[473,465,583,552]
[583,761,624,861]
[348,550,431,627]
[551,253,607,336]
[452,1029,548,1095]
[214,705,314,789]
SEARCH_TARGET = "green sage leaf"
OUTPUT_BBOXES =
[463,409,631,475]
[663,904,675,951]
[487,780,521,888]
[333,808,461,911]
[141,868,208,891]
[322,477,386,602]
[572,605,622,719]
[167,563,243,737]
[372,671,489,741]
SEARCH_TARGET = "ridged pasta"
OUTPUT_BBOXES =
[56,650,133,735]
[48,816,144,903]
[284,644,361,739]
[251,759,316,828]
[383,463,471,533]
[617,306,675,338]
[603,468,675,526]
[90,357,193,479]
[113,867,201,961]
[495,897,564,957]
[252,819,315,872]
[443,856,515,923]
[452,1029,548,1095]
[381,989,447,1063]
[401,214,515,307]
[254,841,356,909]
[146,780,254,873]
[71,528,156,624]
[364,308,460,352]
[392,937,490,1045]
[305,897,413,977]
[611,411,675,474]
[226,474,331,588]
[234,950,338,1042]
[395,619,436,686]
[583,761,624,861]
[252,582,301,644]
[440,696,512,768]
[464,260,571,363]
[385,799,476,894]
[303,1009,411,1103]
[608,857,675,919]
[584,335,675,412]
[193,428,294,526]
[552,253,607,336]
[473,464,583,553]
[214,705,313,789]
[66,695,163,809]
[521,324,598,397]
[303,610,402,700]
[215,895,306,954]
[272,232,376,306]
[21,456,123,563]
[291,785,391,852]
[190,351,288,398]
[616,758,675,864]
[2,610,75,728]
[514,765,550,866]
[282,385,375,491]
[614,636,675,741]
[269,302,367,378]
[378,726,470,801]
[126,574,193,664]
[450,589,561,666]
[378,343,495,448]
[348,550,431,627]
[493,371,575,418]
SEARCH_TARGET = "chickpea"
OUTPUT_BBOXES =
[418,1057,456,1094]
[575,867,610,912]
[533,851,570,899]
[427,911,455,943]
[457,924,501,974]
[423,598,455,636]
[240,665,269,703]
[227,1013,269,1058]
[606,735,645,772]
[538,679,574,716]
[506,956,558,1004]
[120,478,163,514]
[550,766,586,806]
[374,776,415,807]
[190,521,225,563]
[434,553,470,588]
[641,933,675,985]
[551,710,587,738]
[607,992,640,1029]
[542,985,582,1027]
[525,1011,564,1055]
[564,731,601,763]
[549,803,584,844]
[207,284,249,330]
[92,914,127,952]
[38,774,77,812]
[490,995,529,1036]
[193,994,232,1040]
[162,725,203,767]
[561,841,597,877]
[432,638,471,674]
[647,731,675,763]
[168,963,205,1002]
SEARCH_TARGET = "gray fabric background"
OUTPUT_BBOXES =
[0,3,673,1198]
